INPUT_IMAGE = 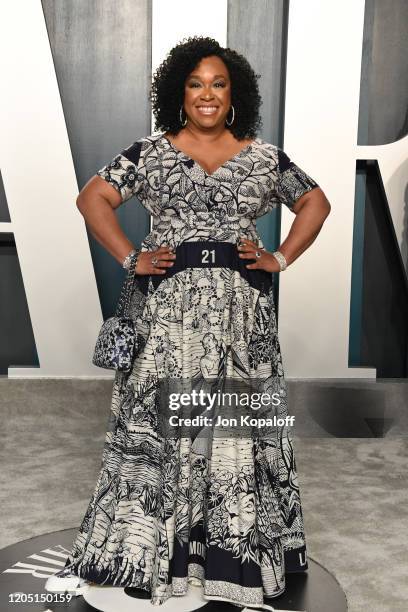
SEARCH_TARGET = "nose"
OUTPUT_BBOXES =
[200,87,214,100]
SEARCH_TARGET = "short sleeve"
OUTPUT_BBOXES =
[96,139,146,205]
[276,148,319,211]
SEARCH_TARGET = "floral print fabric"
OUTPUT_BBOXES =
[62,132,319,610]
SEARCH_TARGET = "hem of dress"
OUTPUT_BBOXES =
[149,585,285,609]
[65,560,288,609]
[202,593,282,611]
[175,572,286,610]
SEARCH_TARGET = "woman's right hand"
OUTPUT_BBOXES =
[135,246,176,275]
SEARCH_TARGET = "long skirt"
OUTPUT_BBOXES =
[62,256,308,610]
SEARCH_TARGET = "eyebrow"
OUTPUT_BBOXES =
[187,74,227,79]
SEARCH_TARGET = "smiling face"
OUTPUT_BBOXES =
[183,55,232,129]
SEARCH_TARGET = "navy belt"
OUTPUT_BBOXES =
[135,241,273,295]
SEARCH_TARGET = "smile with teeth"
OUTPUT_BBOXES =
[196,106,218,115]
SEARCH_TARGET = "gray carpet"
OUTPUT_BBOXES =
[1,378,407,612]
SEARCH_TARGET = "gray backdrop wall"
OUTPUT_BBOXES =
[1,0,407,376]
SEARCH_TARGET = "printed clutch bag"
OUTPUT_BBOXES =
[92,252,140,372]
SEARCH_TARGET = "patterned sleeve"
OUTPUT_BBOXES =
[276,147,319,211]
[96,139,146,205]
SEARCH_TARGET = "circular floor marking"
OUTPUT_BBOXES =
[0,528,347,611]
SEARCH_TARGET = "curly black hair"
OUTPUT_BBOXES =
[149,35,263,140]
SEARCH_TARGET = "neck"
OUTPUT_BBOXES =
[182,121,230,144]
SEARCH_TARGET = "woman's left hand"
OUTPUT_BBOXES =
[236,237,281,273]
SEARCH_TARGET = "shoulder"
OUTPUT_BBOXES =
[139,131,165,151]
[251,137,278,158]
[249,137,281,170]
[252,138,296,173]
[119,132,164,165]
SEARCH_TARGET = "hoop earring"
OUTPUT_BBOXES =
[225,105,235,126]
[179,105,187,127]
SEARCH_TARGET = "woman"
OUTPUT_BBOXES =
[46,36,330,610]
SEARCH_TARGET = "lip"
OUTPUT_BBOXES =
[195,105,219,115]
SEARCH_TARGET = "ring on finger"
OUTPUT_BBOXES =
[255,251,262,259]
[151,256,158,266]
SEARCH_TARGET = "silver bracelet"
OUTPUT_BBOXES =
[122,248,140,270]
[272,250,288,271]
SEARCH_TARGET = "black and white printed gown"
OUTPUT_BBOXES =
[62,132,319,610]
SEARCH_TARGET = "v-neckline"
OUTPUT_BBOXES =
[161,133,258,178]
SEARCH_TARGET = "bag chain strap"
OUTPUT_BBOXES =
[115,251,139,318]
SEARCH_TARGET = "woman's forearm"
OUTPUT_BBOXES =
[77,194,135,266]
[278,192,331,266]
